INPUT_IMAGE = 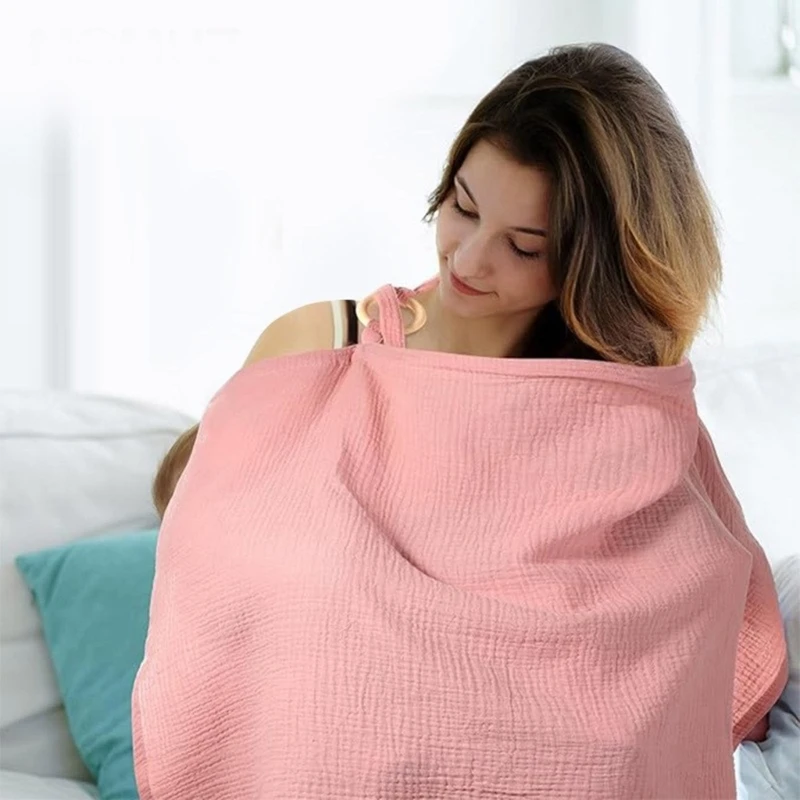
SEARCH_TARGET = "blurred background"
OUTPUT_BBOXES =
[1,0,798,417]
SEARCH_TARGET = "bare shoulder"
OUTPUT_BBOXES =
[243,300,341,366]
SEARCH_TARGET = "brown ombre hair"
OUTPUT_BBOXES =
[425,43,721,366]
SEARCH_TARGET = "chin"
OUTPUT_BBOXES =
[438,279,489,318]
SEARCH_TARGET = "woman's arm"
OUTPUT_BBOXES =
[151,301,340,519]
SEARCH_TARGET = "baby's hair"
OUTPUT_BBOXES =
[152,423,198,519]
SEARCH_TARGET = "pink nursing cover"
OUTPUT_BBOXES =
[133,281,787,799]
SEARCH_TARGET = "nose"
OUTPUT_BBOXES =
[452,231,492,281]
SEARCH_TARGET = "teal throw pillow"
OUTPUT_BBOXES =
[16,529,157,800]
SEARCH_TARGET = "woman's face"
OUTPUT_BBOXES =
[435,139,557,319]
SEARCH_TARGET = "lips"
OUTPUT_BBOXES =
[449,270,489,296]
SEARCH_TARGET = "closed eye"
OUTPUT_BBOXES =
[508,240,542,260]
[453,198,478,220]
[453,198,542,261]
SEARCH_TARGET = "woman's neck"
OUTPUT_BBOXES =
[407,280,537,358]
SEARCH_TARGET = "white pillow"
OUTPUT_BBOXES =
[735,554,800,799]
[692,343,800,567]
[0,770,99,799]
[0,390,194,780]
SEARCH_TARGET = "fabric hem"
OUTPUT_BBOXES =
[732,645,789,749]
[131,670,154,800]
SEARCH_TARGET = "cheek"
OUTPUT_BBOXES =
[534,268,559,303]
[508,264,558,305]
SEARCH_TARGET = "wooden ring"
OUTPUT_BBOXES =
[402,297,427,335]
[355,294,427,336]
[355,295,376,328]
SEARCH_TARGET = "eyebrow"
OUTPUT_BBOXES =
[455,175,547,238]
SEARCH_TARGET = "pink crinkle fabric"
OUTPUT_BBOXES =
[132,281,787,799]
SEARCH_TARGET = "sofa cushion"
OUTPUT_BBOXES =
[0,390,193,780]
[16,529,158,800]
[0,769,99,799]
[692,343,800,566]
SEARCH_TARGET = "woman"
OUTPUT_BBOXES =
[135,43,787,798]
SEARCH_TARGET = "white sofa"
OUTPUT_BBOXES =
[0,392,194,799]
[0,343,798,798]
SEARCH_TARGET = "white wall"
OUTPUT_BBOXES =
[0,105,47,390]
[2,0,624,415]
[712,89,800,345]
[1,0,798,417]
[0,100,70,391]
